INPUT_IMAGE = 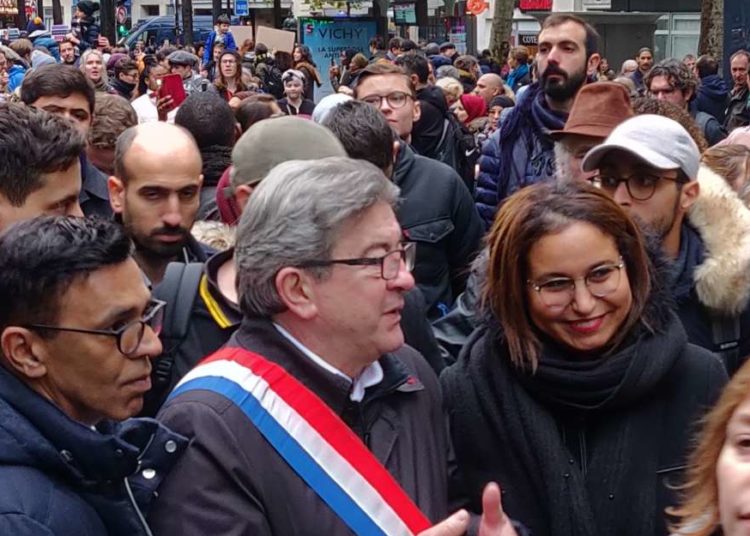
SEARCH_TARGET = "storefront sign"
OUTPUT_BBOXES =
[300,17,377,103]
[519,0,552,10]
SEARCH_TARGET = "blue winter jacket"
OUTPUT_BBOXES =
[30,33,60,62]
[202,30,237,66]
[0,365,187,535]
[474,83,566,229]
[7,64,25,92]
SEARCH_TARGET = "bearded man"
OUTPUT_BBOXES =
[474,13,600,229]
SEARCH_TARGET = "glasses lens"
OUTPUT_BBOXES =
[362,96,382,107]
[382,250,402,280]
[404,242,416,271]
[538,280,574,308]
[120,322,145,356]
[586,264,622,297]
[627,176,658,200]
[387,92,407,108]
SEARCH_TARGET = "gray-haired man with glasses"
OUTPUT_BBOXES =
[147,157,519,536]
[582,113,750,374]
[0,216,186,534]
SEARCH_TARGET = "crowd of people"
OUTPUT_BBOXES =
[3,6,750,536]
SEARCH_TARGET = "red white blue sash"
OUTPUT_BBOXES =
[169,346,432,536]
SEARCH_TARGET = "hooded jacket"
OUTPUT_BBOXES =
[29,31,60,62]
[393,143,483,319]
[0,365,188,535]
[678,164,750,372]
[695,74,728,124]
[412,84,450,159]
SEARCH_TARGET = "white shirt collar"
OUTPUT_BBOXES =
[272,322,383,402]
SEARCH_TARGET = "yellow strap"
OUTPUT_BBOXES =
[199,274,233,329]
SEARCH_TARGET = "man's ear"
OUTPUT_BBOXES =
[234,122,242,144]
[1,327,48,380]
[108,175,125,214]
[680,180,700,212]
[275,267,318,320]
[234,183,254,212]
[392,140,400,164]
[587,53,601,77]
[412,99,421,123]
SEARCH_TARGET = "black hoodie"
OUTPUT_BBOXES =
[412,84,449,160]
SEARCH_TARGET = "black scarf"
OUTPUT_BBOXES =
[443,311,687,536]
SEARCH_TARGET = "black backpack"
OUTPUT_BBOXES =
[260,63,284,99]
[140,262,204,417]
[434,113,479,193]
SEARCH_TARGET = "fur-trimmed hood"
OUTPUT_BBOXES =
[687,164,750,315]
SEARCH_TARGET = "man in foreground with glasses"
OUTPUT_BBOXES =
[0,216,186,533]
[354,62,483,319]
[583,114,750,373]
[147,157,520,536]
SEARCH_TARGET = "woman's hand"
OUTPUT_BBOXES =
[417,483,519,536]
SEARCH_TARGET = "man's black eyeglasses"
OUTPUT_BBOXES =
[590,172,685,201]
[25,299,166,357]
[296,242,416,281]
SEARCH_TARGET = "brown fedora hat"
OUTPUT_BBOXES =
[549,82,634,140]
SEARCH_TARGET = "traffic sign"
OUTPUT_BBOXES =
[235,0,248,16]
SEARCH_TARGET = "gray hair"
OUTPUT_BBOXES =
[235,156,400,318]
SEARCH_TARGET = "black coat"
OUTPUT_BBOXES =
[0,366,187,535]
[442,307,727,536]
[147,317,450,534]
[394,143,483,319]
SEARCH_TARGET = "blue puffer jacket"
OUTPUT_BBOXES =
[0,366,188,535]
[30,32,60,61]
[7,64,25,92]
[474,83,566,229]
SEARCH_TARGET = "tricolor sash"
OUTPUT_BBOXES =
[169,346,432,536]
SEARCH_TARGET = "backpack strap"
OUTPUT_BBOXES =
[711,312,742,374]
[152,262,204,387]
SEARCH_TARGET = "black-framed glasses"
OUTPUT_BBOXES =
[528,258,625,309]
[25,299,165,357]
[360,91,413,109]
[590,172,684,201]
[296,242,416,281]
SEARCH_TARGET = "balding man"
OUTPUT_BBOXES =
[473,73,504,106]
[108,122,210,285]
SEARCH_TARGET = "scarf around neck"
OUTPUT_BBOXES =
[496,83,568,196]
[444,312,688,536]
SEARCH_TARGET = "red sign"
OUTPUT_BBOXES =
[519,0,552,10]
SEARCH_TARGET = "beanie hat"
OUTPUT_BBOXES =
[489,95,515,109]
[459,94,487,123]
[26,17,45,34]
[76,0,100,16]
